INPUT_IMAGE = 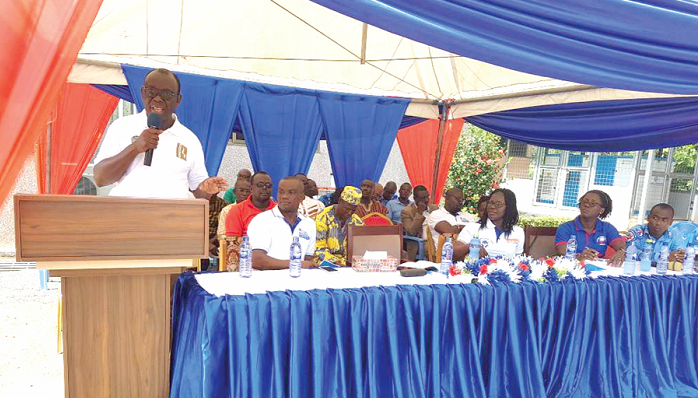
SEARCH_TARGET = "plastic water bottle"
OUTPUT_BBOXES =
[683,245,695,275]
[640,240,653,272]
[469,235,481,262]
[565,235,577,260]
[239,236,252,278]
[289,236,302,278]
[657,244,669,275]
[623,243,637,275]
[440,237,453,276]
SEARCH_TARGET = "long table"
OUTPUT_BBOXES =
[170,267,698,397]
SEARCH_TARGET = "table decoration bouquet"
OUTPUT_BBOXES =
[448,256,590,286]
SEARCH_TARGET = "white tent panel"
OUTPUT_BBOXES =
[78,0,558,100]
[76,0,687,117]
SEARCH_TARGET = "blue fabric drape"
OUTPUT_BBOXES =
[92,84,133,103]
[467,97,698,152]
[170,273,698,398]
[121,65,244,176]
[318,93,410,187]
[399,116,425,130]
[311,0,698,95]
[238,83,323,189]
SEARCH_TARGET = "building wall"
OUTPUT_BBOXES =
[0,158,38,253]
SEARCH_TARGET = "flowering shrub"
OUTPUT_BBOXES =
[518,214,571,228]
[447,124,506,213]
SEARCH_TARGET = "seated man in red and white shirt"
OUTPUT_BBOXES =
[354,179,389,219]
[294,173,325,219]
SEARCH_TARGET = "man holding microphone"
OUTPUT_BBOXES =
[94,68,227,199]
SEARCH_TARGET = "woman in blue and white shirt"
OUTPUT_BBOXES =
[457,188,524,258]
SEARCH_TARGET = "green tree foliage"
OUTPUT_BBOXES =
[671,145,697,192]
[447,124,506,213]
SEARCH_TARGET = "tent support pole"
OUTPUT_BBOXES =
[46,122,52,194]
[360,24,368,64]
[637,149,654,220]
[431,102,449,202]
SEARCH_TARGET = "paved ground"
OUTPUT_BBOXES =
[0,270,63,397]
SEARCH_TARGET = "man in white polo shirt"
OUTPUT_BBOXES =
[94,68,227,199]
[248,177,316,270]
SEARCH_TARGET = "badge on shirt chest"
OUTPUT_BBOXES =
[298,229,310,240]
[176,143,187,161]
[597,236,607,246]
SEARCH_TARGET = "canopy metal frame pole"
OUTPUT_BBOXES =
[46,122,52,194]
[637,149,655,221]
[431,102,449,203]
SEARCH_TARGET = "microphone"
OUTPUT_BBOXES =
[144,113,162,166]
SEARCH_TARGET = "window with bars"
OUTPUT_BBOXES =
[503,139,534,180]
[533,149,591,208]
[73,177,97,195]
[594,152,634,187]
[230,130,245,144]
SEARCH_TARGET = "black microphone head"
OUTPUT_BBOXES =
[147,112,162,129]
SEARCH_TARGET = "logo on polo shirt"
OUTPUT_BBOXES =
[481,238,491,247]
[176,143,188,161]
[597,235,607,246]
[626,230,636,242]
[298,229,310,240]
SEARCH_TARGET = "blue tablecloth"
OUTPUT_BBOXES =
[170,272,698,397]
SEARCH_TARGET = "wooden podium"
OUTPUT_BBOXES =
[14,195,208,398]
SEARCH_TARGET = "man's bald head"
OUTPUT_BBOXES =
[373,183,384,202]
[237,169,252,182]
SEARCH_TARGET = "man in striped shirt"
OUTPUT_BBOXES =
[355,179,389,219]
[295,173,325,219]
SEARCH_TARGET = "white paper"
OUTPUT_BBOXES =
[363,250,388,259]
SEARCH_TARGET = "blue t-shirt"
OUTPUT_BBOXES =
[555,217,623,256]
[386,198,412,224]
[626,223,676,262]
[668,221,698,248]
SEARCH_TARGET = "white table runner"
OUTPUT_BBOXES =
[196,260,685,297]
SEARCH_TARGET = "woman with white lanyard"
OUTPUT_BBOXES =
[457,188,524,258]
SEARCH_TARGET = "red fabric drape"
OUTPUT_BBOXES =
[397,119,465,204]
[34,83,119,194]
[0,0,104,203]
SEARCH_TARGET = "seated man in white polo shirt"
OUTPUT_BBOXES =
[248,177,317,270]
[93,68,227,199]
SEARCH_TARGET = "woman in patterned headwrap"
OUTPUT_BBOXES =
[313,186,364,266]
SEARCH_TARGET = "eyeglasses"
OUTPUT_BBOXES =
[143,87,178,101]
[487,201,505,209]
[580,200,601,208]
[255,182,273,189]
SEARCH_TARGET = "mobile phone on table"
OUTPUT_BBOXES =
[319,259,338,272]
